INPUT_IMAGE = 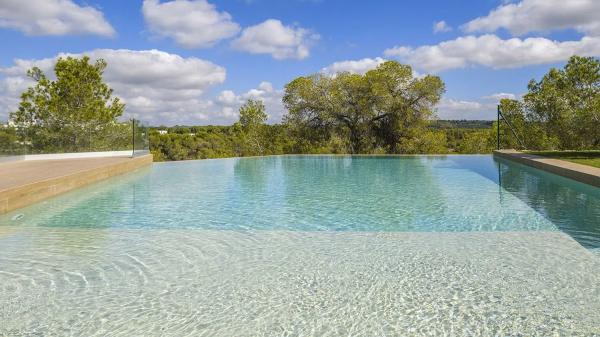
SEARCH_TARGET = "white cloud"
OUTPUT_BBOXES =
[232,19,319,60]
[436,92,519,120]
[0,77,26,122]
[217,90,239,105]
[436,98,495,120]
[0,54,291,125]
[433,21,452,33]
[483,92,516,101]
[441,99,483,111]
[321,57,387,75]
[142,0,240,48]
[0,0,115,37]
[384,34,600,72]
[0,49,228,125]
[463,0,600,36]
[215,81,285,123]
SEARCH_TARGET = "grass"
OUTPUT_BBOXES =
[527,151,600,168]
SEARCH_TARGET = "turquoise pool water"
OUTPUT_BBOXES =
[3,155,598,232]
[1,155,599,335]
[3,155,599,244]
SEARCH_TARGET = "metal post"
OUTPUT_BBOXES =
[132,119,135,157]
[497,105,500,150]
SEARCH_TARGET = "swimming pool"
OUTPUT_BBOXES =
[1,155,599,335]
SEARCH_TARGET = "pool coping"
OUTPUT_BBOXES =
[493,149,600,187]
[0,154,153,214]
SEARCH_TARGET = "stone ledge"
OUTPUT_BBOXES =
[493,150,600,187]
[0,154,152,214]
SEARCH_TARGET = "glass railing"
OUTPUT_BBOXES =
[133,119,150,156]
[0,119,150,159]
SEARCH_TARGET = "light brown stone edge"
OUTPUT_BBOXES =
[493,150,600,188]
[0,154,153,214]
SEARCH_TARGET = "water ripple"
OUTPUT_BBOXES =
[1,228,599,335]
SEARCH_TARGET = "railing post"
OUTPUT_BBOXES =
[497,105,526,150]
[497,105,500,150]
[132,118,135,157]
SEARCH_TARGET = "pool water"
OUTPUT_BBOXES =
[1,155,599,335]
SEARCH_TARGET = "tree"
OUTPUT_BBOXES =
[10,56,126,152]
[282,61,445,153]
[499,55,599,150]
[526,56,599,149]
[456,129,495,154]
[235,99,268,155]
[0,126,21,155]
[367,61,445,152]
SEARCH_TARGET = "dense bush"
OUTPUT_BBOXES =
[498,56,600,150]
[147,122,494,161]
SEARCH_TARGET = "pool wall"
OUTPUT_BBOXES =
[494,150,600,187]
[0,154,153,214]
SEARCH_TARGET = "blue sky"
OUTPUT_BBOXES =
[1,0,599,125]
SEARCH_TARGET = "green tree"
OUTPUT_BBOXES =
[456,129,495,153]
[0,126,21,155]
[499,55,599,150]
[398,130,449,154]
[283,61,445,153]
[367,61,445,152]
[525,56,599,149]
[235,99,268,155]
[10,56,126,152]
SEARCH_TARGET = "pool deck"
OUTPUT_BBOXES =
[0,154,153,214]
[494,149,600,187]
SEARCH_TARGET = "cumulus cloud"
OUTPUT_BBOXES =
[142,0,240,48]
[231,19,319,60]
[321,57,387,75]
[384,34,600,72]
[433,21,452,33]
[463,0,600,36]
[0,49,228,125]
[215,81,285,123]
[384,0,600,73]
[0,0,115,37]
[0,77,26,122]
[0,53,290,125]
[436,92,518,120]
[483,92,517,101]
[217,90,239,105]
[436,98,495,120]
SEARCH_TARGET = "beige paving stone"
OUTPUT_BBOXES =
[494,149,600,187]
[0,155,152,214]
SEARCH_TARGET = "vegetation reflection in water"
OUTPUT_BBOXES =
[2,155,598,250]
[1,155,599,336]
[496,158,600,249]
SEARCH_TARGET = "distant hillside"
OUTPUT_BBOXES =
[151,120,494,130]
[429,120,493,129]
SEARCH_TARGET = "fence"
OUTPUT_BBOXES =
[496,105,526,150]
[0,119,149,161]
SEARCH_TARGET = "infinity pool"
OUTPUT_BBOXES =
[1,155,599,335]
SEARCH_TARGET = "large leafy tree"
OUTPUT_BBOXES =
[239,99,267,129]
[10,56,126,152]
[234,99,268,155]
[500,55,600,150]
[282,61,445,153]
[367,61,445,152]
[525,55,600,149]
